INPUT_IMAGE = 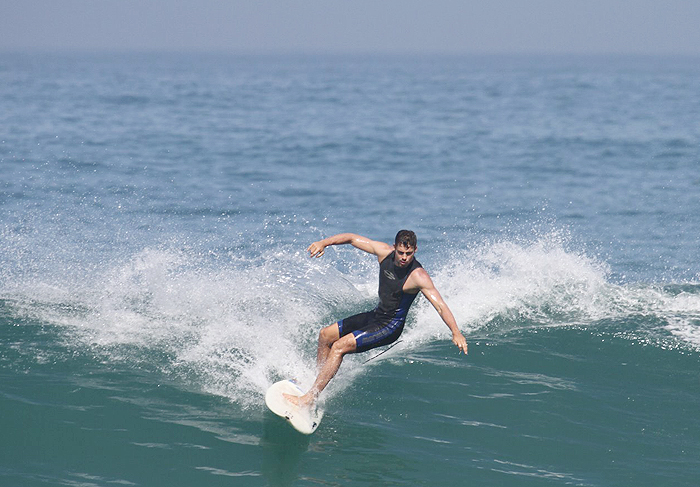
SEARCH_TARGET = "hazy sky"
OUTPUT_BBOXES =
[2,0,700,55]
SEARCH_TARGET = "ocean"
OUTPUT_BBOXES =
[1,52,699,486]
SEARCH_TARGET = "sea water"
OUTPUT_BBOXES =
[1,52,699,486]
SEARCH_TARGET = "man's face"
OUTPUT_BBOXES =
[394,243,416,268]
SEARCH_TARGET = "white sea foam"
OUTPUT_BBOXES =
[654,290,700,348]
[4,232,700,410]
[3,244,374,408]
[406,231,613,341]
[405,232,700,352]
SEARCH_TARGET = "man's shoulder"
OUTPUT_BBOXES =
[373,241,394,260]
[407,266,433,288]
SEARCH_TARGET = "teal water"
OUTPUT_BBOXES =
[2,53,700,486]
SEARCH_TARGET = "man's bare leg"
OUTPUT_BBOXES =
[285,333,357,408]
[316,323,340,370]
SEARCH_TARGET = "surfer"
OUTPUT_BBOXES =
[284,230,468,408]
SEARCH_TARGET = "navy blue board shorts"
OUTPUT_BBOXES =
[338,310,405,353]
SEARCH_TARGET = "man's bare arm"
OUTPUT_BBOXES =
[412,269,468,354]
[307,233,393,261]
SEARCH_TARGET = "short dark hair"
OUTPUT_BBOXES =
[395,230,417,249]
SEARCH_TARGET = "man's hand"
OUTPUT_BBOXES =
[452,332,468,355]
[307,240,327,258]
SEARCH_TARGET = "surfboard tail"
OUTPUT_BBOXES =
[265,379,324,434]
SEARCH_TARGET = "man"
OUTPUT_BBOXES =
[284,230,468,408]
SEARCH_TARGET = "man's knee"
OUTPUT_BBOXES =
[330,334,357,355]
[319,323,340,345]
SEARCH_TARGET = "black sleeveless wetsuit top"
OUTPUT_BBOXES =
[375,251,423,324]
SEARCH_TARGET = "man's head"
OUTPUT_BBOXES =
[395,230,417,249]
[394,230,417,268]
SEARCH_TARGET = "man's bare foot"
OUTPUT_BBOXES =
[283,392,314,409]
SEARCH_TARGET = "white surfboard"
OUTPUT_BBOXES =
[265,380,323,435]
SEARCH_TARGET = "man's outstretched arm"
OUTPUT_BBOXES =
[413,269,468,354]
[308,233,393,260]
